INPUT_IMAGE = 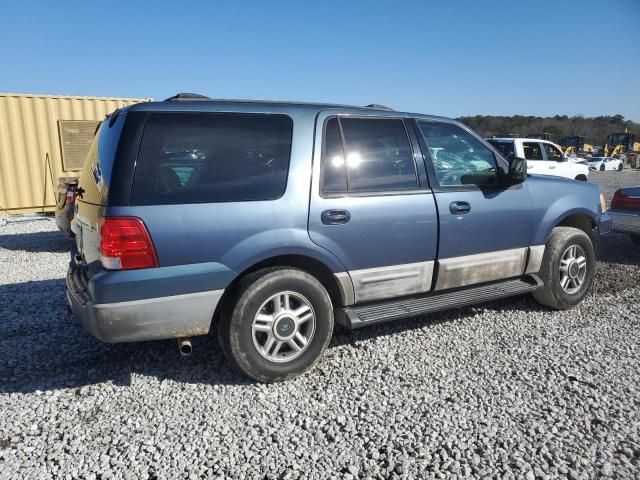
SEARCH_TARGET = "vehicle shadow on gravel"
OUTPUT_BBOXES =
[597,233,639,267]
[0,278,251,395]
[0,230,73,253]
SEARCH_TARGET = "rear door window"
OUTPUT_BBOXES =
[320,117,418,194]
[523,142,544,160]
[131,113,293,205]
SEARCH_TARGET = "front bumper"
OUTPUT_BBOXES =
[66,264,224,343]
[596,212,613,236]
[609,210,640,236]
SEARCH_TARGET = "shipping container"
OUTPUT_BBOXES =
[0,93,151,214]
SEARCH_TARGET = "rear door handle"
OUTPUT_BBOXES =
[449,201,471,215]
[321,209,351,225]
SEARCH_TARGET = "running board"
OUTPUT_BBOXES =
[337,275,542,329]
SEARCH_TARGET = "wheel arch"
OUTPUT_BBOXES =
[212,254,349,331]
[551,212,598,247]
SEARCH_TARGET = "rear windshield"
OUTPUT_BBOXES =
[130,112,293,205]
[486,139,515,159]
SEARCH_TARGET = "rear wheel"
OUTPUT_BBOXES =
[533,227,595,310]
[218,268,334,382]
[599,163,605,171]
[617,163,623,171]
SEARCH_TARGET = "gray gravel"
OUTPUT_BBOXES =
[1,171,639,479]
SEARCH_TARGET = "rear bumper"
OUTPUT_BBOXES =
[609,210,640,236]
[66,264,224,343]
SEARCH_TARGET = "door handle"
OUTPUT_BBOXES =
[321,209,351,225]
[449,201,471,215]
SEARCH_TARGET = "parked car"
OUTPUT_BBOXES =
[54,177,79,236]
[67,96,611,382]
[609,186,640,244]
[486,138,589,181]
[587,156,624,172]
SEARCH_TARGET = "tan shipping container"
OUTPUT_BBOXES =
[0,92,151,214]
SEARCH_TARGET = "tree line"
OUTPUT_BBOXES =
[457,114,640,146]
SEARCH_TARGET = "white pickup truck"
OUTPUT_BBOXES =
[487,138,589,181]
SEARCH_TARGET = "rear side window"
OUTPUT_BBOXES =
[131,113,293,205]
[523,142,543,160]
[320,117,417,194]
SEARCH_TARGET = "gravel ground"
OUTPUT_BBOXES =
[1,171,639,479]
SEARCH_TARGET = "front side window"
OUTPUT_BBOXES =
[543,143,563,161]
[418,121,498,187]
[131,113,293,205]
[523,142,544,160]
[320,117,418,194]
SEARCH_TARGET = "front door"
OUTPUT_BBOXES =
[415,120,533,291]
[308,113,438,304]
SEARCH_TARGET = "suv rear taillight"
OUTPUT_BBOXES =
[100,217,159,270]
[65,185,77,205]
[611,190,640,211]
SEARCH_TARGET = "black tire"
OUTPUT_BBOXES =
[617,163,623,171]
[631,234,640,245]
[599,163,605,171]
[218,267,334,382]
[533,227,596,310]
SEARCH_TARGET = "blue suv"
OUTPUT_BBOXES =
[67,94,612,382]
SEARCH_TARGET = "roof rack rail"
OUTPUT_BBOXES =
[164,93,211,102]
[365,103,394,111]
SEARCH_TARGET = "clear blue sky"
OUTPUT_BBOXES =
[2,0,639,121]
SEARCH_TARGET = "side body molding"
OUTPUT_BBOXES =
[337,246,547,306]
[335,261,434,305]
[435,247,528,291]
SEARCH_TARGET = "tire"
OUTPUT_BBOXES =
[533,227,596,310]
[599,164,605,171]
[617,163,623,171]
[218,267,334,382]
[631,234,640,245]
[575,174,587,181]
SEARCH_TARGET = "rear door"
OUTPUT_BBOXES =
[308,113,438,304]
[415,120,533,290]
[522,141,549,176]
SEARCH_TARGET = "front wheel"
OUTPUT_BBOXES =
[617,163,623,171]
[218,268,334,382]
[600,164,605,171]
[533,227,595,310]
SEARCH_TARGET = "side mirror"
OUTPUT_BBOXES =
[506,157,526,185]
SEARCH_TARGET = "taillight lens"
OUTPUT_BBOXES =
[611,190,640,211]
[100,217,158,270]
[65,186,77,205]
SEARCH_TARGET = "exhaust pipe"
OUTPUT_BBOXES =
[177,337,192,356]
